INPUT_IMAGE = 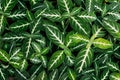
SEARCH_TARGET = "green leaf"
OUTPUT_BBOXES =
[2,33,25,41]
[3,0,17,12]
[75,48,93,73]
[48,50,65,70]
[10,48,23,61]
[20,59,28,71]
[29,0,38,5]
[26,10,34,21]
[70,33,89,43]
[40,55,47,68]
[57,0,73,13]
[41,47,50,55]
[77,12,96,22]
[49,69,58,80]
[66,55,75,66]
[0,68,6,80]
[44,22,65,47]
[106,62,120,72]
[100,69,109,80]
[86,0,94,14]
[42,10,62,22]
[70,7,81,16]
[36,70,48,80]
[107,12,120,21]
[0,49,10,62]
[103,20,120,39]
[0,15,6,34]
[70,16,90,36]
[31,17,41,34]
[30,53,41,64]
[15,69,27,80]
[24,38,32,58]
[110,72,120,80]
[35,8,47,18]
[8,10,26,19]
[67,68,76,80]
[9,20,30,32]
[65,31,75,47]
[32,42,41,53]
[93,38,113,49]
[9,61,21,69]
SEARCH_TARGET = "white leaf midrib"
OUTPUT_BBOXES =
[63,0,70,13]
[104,21,118,33]
[4,0,12,12]
[46,27,64,45]
[71,17,87,35]
[49,51,64,69]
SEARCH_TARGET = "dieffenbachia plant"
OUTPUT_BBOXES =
[0,0,120,80]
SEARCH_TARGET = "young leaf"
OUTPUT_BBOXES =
[0,49,10,62]
[110,72,120,80]
[70,33,89,43]
[20,59,28,71]
[48,50,65,70]
[93,38,113,49]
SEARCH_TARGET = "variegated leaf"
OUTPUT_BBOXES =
[3,0,17,12]
[20,59,28,71]
[70,16,90,36]
[8,11,26,19]
[0,15,6,35]
[48,50,65,70]
[57,0,73,13]
[44,22,65,47]
[110,72,120,80]
[78,12,96,22]
[75,48,93,73]
[35,8,47,18]
[86,0,94,14]
[9,20,30,32]
[67,68,76,80]
[42,10,62,22]
[36,70,48,80]
[0,49,10,62]
[100,69,109,80]
[103,20,120,39]
[93,38,113,49]
[70,33,89,43]
[107,62,120,72]
[49,69,58,80]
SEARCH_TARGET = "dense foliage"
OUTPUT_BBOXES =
[0,0,120,80]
